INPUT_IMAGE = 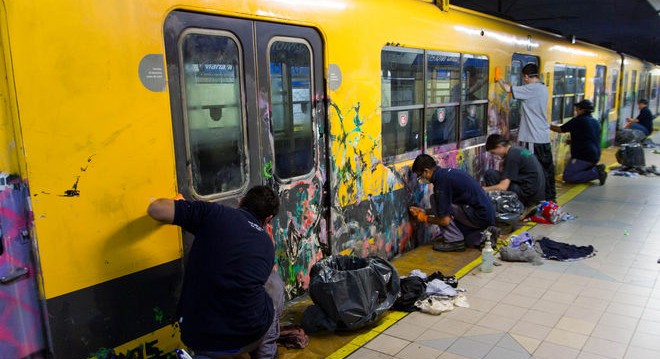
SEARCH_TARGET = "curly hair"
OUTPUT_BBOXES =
[240,185,280,223]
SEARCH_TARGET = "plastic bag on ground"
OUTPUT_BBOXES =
[308,255,400,330]
[487,190,525,225]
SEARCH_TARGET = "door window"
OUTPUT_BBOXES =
[180,31,247,196]
[269,39,314,179]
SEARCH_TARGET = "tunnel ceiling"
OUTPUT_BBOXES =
[450,0,660,65]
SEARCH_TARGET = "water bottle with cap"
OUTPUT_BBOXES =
[481,231,494,273]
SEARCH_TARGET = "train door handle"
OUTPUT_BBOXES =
[0,267,29,285]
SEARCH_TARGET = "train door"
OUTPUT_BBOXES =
[164,11,328,300]
[508,54,538,135]
[630,70,638,118]
[620,71,632,128]
[593,65,607,146]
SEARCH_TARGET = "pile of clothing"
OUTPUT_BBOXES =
[393,270,469,315]
[499,231,596,264]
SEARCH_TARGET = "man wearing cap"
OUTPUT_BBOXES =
[624,99,654,137]
[483,134,546,207]
[497,63,556,202]
[551,99,607,185]
[409,154,496,252]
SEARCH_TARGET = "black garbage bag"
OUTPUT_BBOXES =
[308,255,400,331]
[487,190,525,224]
[616,143,646,167]
[615,128,646,145]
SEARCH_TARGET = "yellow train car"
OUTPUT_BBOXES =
[0,0,656,357]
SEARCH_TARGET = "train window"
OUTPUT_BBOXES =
[426,51,460,146]
[638,72,648,102]
[551,64,585,123]
[593,65,606,119]
[460,54,488,140]
[509,54,539,131]
[180,32,247,196]
[268,39,314,179]
[381,48,424,159]
[609,69,618,110]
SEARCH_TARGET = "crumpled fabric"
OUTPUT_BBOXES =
[409,269,428,280]
[414,294,470,315]
[509,231,533,249]
[277,325,309,349]
[425,279,457,297]
[536,237,596,261]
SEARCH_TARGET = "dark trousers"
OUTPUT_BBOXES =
[522,142,556,202]
[563,158,599,183]
[194,271,285,359]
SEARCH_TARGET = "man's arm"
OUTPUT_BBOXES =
[497,79,511,93]
[409,206,451,227]
[550,124,563,133]
[483,178,511,192]
[147,199,176,224]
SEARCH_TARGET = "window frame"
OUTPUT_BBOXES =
[177,28,250,200]
[266,36,317,182]
[380,46,490,163]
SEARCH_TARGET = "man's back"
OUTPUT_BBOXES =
[512,82,550,143]
[502,146,545,203]
[562,114,601,163]
[432,168,495,225]
[173,200,275,351]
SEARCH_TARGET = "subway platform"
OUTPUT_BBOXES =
[277,130,660,359]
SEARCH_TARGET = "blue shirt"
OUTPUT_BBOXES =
[560,113,601,163]
[431,167,495,228]
[173,200,274,351]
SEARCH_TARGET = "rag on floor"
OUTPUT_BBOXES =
[536,237,596,261]
[277,325,309,349]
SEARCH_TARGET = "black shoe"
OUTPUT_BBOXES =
[432,240,466,252]
[597,164,607,185]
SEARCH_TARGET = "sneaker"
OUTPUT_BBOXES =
[432,240,466,252]
[597,164,607,185]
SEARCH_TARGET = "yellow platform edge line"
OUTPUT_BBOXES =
[327,169,604,359]
[325,311,407,359]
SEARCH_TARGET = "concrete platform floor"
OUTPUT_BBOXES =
[277,134,648,359]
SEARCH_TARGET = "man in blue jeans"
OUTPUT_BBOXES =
[147,186,284,359]
[550,99,607,185]
[625,99,654,137]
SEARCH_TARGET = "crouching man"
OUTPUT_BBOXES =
[409,154,496,251]
[147,186,284,359]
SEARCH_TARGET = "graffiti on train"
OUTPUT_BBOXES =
[327,102,414,259]
[91,340,177,359]
[272,177,325,298]
[0,172,45,358]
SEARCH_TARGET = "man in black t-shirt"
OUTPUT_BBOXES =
[147,186,283,359]
[625,98,654,136]
[409,154,496,252]
[550,99,607,185]
[483,134,546,206]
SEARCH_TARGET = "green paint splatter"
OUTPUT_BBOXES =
[153,306,164,324]
[263,161,273,179]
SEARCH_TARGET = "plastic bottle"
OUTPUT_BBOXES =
[481,232,494,273]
